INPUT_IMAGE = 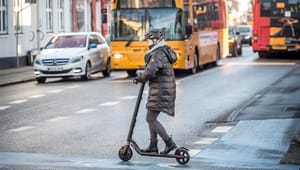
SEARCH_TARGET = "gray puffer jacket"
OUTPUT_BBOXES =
[136,41,176,116]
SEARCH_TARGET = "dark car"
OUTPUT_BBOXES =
[228,25,242,57]
[237,25,252,45]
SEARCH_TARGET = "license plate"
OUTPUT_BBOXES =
[272,45,286,50]
[47,66,63,71]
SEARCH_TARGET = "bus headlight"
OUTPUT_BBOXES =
[113,53,123,59]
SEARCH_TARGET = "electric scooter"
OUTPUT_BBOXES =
[118,82,190,165]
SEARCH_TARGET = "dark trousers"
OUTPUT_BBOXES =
[146,110,170,142]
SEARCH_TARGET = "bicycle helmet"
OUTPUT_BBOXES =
[144,29,165,40]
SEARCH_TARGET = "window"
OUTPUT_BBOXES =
[58,0,64,31]
[260,0,271,17]
[0,0,7,34]
[14,0,23,33]
[46,0,53,32]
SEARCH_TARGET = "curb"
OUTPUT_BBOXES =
[0,78,35,87]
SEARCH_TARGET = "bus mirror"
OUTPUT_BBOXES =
[186,24,192,36]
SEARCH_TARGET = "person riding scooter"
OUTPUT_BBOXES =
[134,29,177,154]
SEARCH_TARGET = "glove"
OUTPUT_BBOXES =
[133,71,143,84]
[133,78,139,84]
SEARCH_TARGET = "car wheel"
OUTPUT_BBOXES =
[230,44,238,57]
[36,77,46,83]
[102,58,111,77]
[81,62,92,80]
[237,45,242,56]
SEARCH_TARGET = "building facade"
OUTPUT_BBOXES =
[0,0,110,69]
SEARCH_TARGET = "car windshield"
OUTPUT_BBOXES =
[45,35,87,49]
[238,27,251,33]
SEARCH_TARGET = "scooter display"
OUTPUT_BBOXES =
[118,82,190,165]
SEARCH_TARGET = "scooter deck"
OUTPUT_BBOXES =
[130,140,188,159]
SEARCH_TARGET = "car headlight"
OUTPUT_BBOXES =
[34,58,41,65]
[71,56,83,63]
[245,35,250,39]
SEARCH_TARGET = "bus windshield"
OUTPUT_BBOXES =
[111,8,184,41]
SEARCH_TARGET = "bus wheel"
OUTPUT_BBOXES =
[191,52,198,74]
[126,70,136,77]
[212,44,221,66]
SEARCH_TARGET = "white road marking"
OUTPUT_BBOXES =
[28,94,45,98]
[211,126,234,133]
[46,116,68,122]
[158,164,178,168]
[0,106,11,110]
[75,108,97,114]
[48,89,63,93]
[9,99,28,104]
[189,149,202,157]
[66,85,81,89]
[194,137,219,145]
[7,126,35,132]
[121,96,137,100]
[100,102,119,106]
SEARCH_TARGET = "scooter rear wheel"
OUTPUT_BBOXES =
[175,147,190,165]
[118,145,133,161]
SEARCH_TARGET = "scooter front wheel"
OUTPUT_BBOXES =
[175,147,190,165]
[118,145,133,161]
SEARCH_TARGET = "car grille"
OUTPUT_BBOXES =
[40,69,72,74]
[42,58,70,66]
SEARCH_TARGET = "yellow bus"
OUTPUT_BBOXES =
[110,0,229,76]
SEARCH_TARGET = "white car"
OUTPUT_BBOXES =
[34,32,111,83]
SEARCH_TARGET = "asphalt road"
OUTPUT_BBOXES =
[0,46,299,169]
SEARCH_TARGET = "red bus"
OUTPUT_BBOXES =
[252,0,300,58]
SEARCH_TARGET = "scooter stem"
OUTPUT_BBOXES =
[127,82,146,142]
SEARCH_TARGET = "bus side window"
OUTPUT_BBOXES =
[198,3,210,30]
[261,1,271,17]
[212,3,219,21]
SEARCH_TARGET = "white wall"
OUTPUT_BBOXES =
[0,0,72,66]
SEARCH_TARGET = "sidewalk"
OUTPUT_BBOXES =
[0,66,35,87]
[192,65,300,169]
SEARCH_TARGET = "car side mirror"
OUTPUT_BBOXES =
[89,43,97,49]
